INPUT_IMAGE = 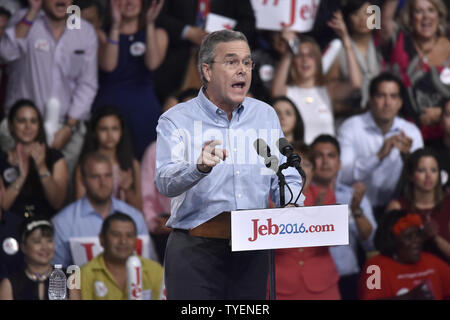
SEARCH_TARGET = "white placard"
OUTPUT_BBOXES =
[251,0,320,32]
[205,13,237,33]
[231,205,348,252]
[69,235,151,267]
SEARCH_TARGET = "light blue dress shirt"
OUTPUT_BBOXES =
[329,182,377,276]
[155,89,304,229]
[52,196,155,267]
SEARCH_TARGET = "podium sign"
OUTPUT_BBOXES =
[231,205,348,252]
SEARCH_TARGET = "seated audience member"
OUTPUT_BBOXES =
[0,216,55,300]
[75,106,142,211]
[0,0,98,177]
[338,72,424,218]
[326,0,382,118]
[71,213,163,300]
[272,34,339,144]
[52,152,157,268]
[141,88,198,263]
[380,0,450,143]
[0,99,67,220]
[92,0,168,160]
[358,210,450,300]
[312,135,376,300]
[272,96,305,144]
[387,148,450,262]
[430,99,450,195]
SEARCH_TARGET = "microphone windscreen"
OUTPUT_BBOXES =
[276,137,292,156]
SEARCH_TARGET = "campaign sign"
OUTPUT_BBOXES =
[231,205,348,252]
[251,0,320,32]
[69,235,151,267]
[205,13,237,33]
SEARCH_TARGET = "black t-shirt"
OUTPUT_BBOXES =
[0,148,64,219]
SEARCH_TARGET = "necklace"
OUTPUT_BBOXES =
[415,37,438,64]
[25,268,51,283]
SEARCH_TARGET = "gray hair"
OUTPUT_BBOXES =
[197,29,248,86]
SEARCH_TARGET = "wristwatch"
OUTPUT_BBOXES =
[352,208,364,218]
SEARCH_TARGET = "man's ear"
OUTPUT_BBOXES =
[202,63,212,83]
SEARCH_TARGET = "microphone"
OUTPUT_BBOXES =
[276,138,306,178]
[253,138,279,172]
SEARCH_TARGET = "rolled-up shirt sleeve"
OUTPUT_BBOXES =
[154,116,210,198]
[67,24,98,121]
[0,10,29,62]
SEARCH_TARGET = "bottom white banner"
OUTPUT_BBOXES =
[231,205,349,252]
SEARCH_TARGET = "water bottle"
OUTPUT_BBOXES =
[48,264,67,300]
[44,97,61,146]
[126,255,142,300]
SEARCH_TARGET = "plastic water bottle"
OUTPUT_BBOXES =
[44,97,61,146]
[48,264,67,300]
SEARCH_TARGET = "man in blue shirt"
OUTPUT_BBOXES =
[52,152,157,268]
[155,29,304,300]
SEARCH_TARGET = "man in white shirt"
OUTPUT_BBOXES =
[338,72,424,219]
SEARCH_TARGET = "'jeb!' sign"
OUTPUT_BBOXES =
[251,0,320,32]
[231,205,348,252]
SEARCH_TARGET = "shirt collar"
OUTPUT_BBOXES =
[363,111,401,135]
[80,196,117,218]
[197,87,245,122]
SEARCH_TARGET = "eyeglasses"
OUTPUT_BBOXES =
[211,58,255,70]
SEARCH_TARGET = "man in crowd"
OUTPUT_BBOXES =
[0,0,98,176]
[309,134,377,300]
[338,72,424,218]
[72,213,163,300]
[52,152,157,267]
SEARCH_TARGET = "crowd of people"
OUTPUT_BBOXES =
[0,0,449,300]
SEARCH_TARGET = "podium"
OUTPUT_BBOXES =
[231,205,349,252]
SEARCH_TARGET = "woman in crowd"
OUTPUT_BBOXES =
[271,32,358,144]
[75,106,142,211]
[326,0,382,116]
[358,210,450,300]
[92,0,168,159]
[381,0,450,143]
[387,148,450,262]
[0,217,55,300]
[0,99,67,219]
[272,96,304,144]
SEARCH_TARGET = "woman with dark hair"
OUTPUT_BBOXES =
[272,96,304,144]
[386,148,450,261]
[0,216,55,300]
[75,106,142,211]
[92,0,168,159]
[0,99,68,219]
[358,210,450,300]
[326,0,382,114]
